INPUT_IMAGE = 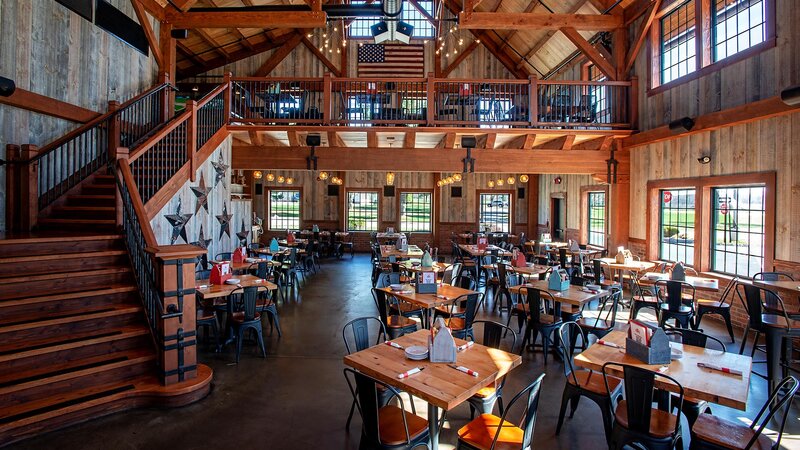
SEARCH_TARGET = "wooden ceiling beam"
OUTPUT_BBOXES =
[130,0,164,69]
[165,10,327,29]
[572,135,613,150]
[367,131,378,148]
[498,0,541,52]
[516,0,586,70]
[328,131,345,147]
[172,0,200,12]
[624,0,659,26]
[177,32,294,79]
[458,12,622,31]
[205,0,255,50]
[137,0,165,20]
[301,36,342,77]
[0,88,100,123]
[176,42,207,68]
[624,0,661,75]
[407,0,436,27]
[502,134,535,149]
[534,135,575,149]
[404,131,416,148]
[435,132,457,149]
[287,130,301,147]
[232,146,620,174]
[253,33,303,77]
[560,27,617,80]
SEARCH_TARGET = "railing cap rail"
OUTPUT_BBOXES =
[128,108,193,163]
[146,244,207,260]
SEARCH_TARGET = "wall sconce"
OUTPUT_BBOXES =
[554,176,562,184]
[519,174,529,183]
[668,117,695,133]
[386,172,395,186]
[781,85,800,106]
[253,170,263,179]
[697,155,711,164]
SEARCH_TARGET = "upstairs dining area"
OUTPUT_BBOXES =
[2,0,800,448]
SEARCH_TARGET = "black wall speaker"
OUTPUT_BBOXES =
[95,0,149,56]
[171,29,189,39]
[450,186,462,198]
[255,183,263,195]
[327,185,340,196]
[518,187,525,199]
[306,134,321,146]
[384,186,395,197]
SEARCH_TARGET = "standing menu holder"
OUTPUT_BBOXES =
[416,271,437,294]
[625,323,670,365]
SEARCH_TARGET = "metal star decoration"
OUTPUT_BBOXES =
[191,172,212,214]
[211,153,229,188]
[236,219,250,246]
[164,198,192,245]
[190,224,213,270]
[216,202,233,240]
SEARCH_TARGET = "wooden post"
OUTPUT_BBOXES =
[146,244,205,386]
[529,75,538,127]
[186,100,198,182]
[222,72,232,124]
[323,72,332,125]
[426,72,435,126]
[13,144,40,231]
[107,100,121,161]
[158,72,172,123]
[629,76,639,130]
[527,174,539,238]
[115,147,130,229]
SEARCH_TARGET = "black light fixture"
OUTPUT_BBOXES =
[780,85,800,106]
[0,76,16,97]
[668,116,695,133]
[461,136,476,173]
[306,134,321,170]
[697,155,711,164]
[171,29,189,39]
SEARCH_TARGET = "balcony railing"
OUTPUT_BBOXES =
[229,74,635,129]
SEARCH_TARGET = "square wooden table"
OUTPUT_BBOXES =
[380,245,423,259]
[496,263,550,278]
[509,280,606,307]
[278,238,308,246]
[574,330,752,410]
[638,274,720,292]
[196,274,278,305]
[458,244,512,257]
[343,330,522,450]
[380,284,479,328]
[398,261,451,274]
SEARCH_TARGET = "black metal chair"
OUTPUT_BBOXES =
[196,301,220,352]
[226,286,267,363]
[248,264,282,338]
[695,277,738,343]
[556,322,622,445]
[602,362,684,450]
[466,321,517,419]
[689,375,798,450]
[343,368,430,450]
[214,252,232,261]
[372,288,417,339]
[520,287,563,363]
[443,293,482,341]
[574,286,622,351]
[630,275,661,320]
[456,373,545,450]
[753,271,796,315]
[657,279,695,329]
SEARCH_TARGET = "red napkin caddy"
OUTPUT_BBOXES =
[232,246,247,263]
[477,236,488,251]
[210,261,231,285]
[512,250,527,267]
[287,231,295,244]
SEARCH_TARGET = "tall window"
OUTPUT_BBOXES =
[587,192,606,247]
[269,190,301,230]
[399,192,432,232]
[349,1,435,39]
[659,188,696,265]
[588,65,610,124]
[478,193,511,232]
[711,185,766,276]
[347,191,379,231]
[661,0,697,84]
[713,0,766,61]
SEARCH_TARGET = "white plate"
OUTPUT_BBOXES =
[405,345,428,360]
[225,278,241,285]
[389,284,404,291]
[670,348,683,360]
[585,284,601,291]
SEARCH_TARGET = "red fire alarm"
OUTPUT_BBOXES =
[554,176,562,184]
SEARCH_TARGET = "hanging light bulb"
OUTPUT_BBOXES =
[446,176,454,184]
[277,175,285,184]
[453,173,462,182]
[437,180,444,187]
[496,178,504,186]
[507,176,515,185]
[519,174,529,183]
[333,26,338,32]
[286,177,294,185]
[488,180,495,188]
[319,171,329,180]
[266,173,275,182]
[386,172,395,186]
[307,33,312,38]
[253,170,263,179]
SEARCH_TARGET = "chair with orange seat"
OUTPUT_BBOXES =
[372,288,418,339]
[456,373,545,450]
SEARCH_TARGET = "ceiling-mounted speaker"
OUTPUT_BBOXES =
[461,135,477,148]
[668,117,694,133]
[255,183,263,195]
[306,134,321,146]
[56,0,93,21]
[450,186,462,198]
[171,29,189,39]
[780,85,800,106]
[384,185,395,197]
[0,76,16,97]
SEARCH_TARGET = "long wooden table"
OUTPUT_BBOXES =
[196,274,278,305]
[509,280,607,307]
[380,245,423,259]
[344,330,522,450]
[458,244,512,257]
[574,330,752,410]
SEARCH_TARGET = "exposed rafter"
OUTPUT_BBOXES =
[301,37,342,77]
[458,12,623,31]
[194,29,232,60]
[254,33,303,77]
[516,0,587,70]
[130,0,164,69]
[624,0,661,75]
[560,27,616,80]
[164,10,327,29]
[177,33,295,79]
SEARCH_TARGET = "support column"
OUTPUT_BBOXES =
[526,174,540,238]
[5,144,39,231]
[608,181,630,252]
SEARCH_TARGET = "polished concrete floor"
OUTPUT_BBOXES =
[15,255,800,450]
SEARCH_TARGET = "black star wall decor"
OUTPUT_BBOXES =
[236,219,250,246]
[190,225,213,270]
[211,153,229,188]
[216,202,232,240]
[191,172,211,214]
[164,198,192,245]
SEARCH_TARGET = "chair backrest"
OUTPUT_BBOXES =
[344,368,410,447]
[525,287,560,325]
[558,321,586,385]
[473,320,517,353]
[741,283,792,330]
[753,271,794,310]
[558,248,568,268]
[497,263,510,287]
[453,273,476,290]
[342,316,386,354]
[449,293,481,330]
[603,362,683,438]
[215,252,232,261]
[229,286,259,321]
[489,373,546,450]
[664,328,726,351]
[588,287,621,329]
[592,259,605,282]
[656,279,694,311]
[746,376,799,449]
[371,288,391,325]
[375,271,401,288]
[712,276,740,307]
[195,269,211,280]
[250,261,269,279]
[443,263,459,285]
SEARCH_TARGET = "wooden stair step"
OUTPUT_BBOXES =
[65,195,116,207]
[0,326,150,380]
[38,218,115,225]
[48,206,116,220]
[0,234,123,258]
[0,250,129,279]
[0,267,133,300]
[0,305,143,352]
[79,184,116,195]
[0,354,156,414]
[0,285,138,326]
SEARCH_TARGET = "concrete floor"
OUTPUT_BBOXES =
[15,255,800,450]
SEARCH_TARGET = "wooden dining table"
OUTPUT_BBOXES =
[195,274,278,305]
[380,245,423,259]
[228,258,280,274]
[458,244,512,257]
[343,330,522,450]
[254,247,306,256]
[638,273,721,292]
[380,284,479,328]
[509,279,607,307]
[574,329,752,410]
[482,263,550,278]
[752,279,800,300]
[398,261,450,274]
[278,238,308,246]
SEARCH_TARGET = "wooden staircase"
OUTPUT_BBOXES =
[37,173,117,232]
[0,232,211,447]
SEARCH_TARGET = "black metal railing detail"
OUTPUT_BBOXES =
[118,84,173,149]
[196,89,226,149]
[129,120,188,204]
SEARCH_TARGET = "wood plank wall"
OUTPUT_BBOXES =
[0,0,160,232]
[537,174,595,237]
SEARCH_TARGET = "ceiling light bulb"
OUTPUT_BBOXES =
[453,173,462,182]
[266,173,275,182]
[507,176,515,184]
[253,170,263,179]
[386,172,395,186]
[488,180,495,188]
[277,176,285,184]
[496,179,504,186]
[323,33,327,38]
[286,177,294,185]
[519,174,529,183]
[307,33,312,38]
[333,27,338,31]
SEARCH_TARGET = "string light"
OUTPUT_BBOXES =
[519,174,529,182]
[253,171,263,179]
[507,176,515,184]
[453,173,462,182]
[496,178,504,186]
[277,176,285,184]
[488,180,495,188]
[286,177,294,185]
[266,173,275,182]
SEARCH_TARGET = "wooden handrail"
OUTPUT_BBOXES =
[117,160,157,247]
[196,82,228,109]
[538,80,632,86]
[128,109,192,163]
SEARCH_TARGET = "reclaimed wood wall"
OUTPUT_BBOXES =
[537,174,595,230]
[0,0,160,231]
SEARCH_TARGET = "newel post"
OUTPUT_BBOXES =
[107,101,121,160]
[186,100,198,182]
[222,72,232,124]
[323,72,332,125]
[114,147,129,229]
[146,244,205,386]
[6,144,40,231]
[529,75,538,127]
[158,71,172,123]
[426,72,435,126]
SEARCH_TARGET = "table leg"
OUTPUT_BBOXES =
[765,328,782,395]
[428,403,440,450]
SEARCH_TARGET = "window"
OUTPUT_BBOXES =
[711,185,766,276]
[661,0,697,84]
[347,191,379,231]
[478,98,512,129]
[268,190,301,230]
[478,193,511,232]
[713,0,766,61]
[399,192,432,232]
[347,96,374,126]
[587,192,606,247]
[587,64,610,124]
[349,0,435,39]
[659,188,696,265]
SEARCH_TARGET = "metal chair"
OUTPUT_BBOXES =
[466,321,517,419]
[630,275,660,320]
[443,293,482,341]
[753,271,796,314]
[657,279,695,329]
[226,286,267,363]
[695,277,738,343]
[372,288,417,339]
[456,373,545,450]
[556,322,622,445]
[520,287,563,363]
[342,317,394,430]
[574,286,622,351]
[603,362,684,450]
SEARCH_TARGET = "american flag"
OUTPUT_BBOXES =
[357,44,425,78]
